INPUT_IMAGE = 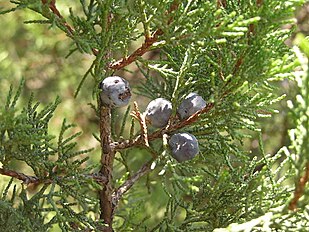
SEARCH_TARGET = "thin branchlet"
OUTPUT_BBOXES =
[111,103,214,151]
[0,168,107,185]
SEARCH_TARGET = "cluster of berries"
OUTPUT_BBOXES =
[100,76,206,162]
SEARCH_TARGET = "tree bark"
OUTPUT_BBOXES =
[99,106,115,231]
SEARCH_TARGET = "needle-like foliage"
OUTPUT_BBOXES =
[0,0,309,231]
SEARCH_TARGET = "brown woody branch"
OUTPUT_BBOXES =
[95,3,180,229]
[288,162,309,211]
[98,105,114,232]
[111,102,215,151]
[0,168,41,184]
[41,0,179,68]
[0,167,107,185]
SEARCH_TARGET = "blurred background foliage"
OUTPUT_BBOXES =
[0,1,307,230]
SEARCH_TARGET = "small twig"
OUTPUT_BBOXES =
[40,1,178,64]
[112,159,154,207]
[108,29,163,70]
[111,102,214,151]
[130,101,149,147]
[0,167,41,184]
[288,162,309,211]
[108,1,179,70]
[221,0,262,99]
[41,0,74,35]
[0,167,107,185]
[41,0,100,55]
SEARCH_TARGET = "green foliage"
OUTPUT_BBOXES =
[0,180,48,232]
[0,0,309,231]
[0,81,99,230]
[1,79,58,175]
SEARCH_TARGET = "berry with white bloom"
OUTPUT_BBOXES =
[169,132,199,162]
[145,98,172,128]
[99,76,131,108]
[177,92,206,120]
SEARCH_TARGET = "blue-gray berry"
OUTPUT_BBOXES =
[145,98,172,128]
[99,76,131,108]
[177,92,206,120]
[169,132,199,162]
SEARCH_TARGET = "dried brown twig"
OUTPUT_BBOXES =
[130,102,149,147]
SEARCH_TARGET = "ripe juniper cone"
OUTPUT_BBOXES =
[169,132,199,162]
[145,98,172,128]
[177,92,206,120]
[99,76,131,107]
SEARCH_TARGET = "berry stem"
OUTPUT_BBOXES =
[111,103,215,151]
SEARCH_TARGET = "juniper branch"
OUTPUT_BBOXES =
[0,167,107,185]
[111,103,214,150]
[108,0,180,70]
[41,0,99,55]
[41,0,74,35]
[108,29,162,70]
[40,0,178,69]
[0,167,41,184]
